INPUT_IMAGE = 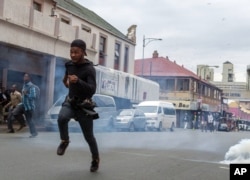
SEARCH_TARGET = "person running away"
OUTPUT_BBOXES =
[56,39,100,172]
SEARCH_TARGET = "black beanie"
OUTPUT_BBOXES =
[70,39,87,56]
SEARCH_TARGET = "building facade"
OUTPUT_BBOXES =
[134,51,222,128]
[0,0,136,123]
[197,65,216,81]
[207,61,250,120]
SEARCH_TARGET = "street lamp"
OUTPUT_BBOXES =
[199,65,219,80]
[141,35,162,76]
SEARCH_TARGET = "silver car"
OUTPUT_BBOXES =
[44,94,117,132]
[114,109,146,132]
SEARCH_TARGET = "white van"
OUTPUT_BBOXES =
[136,101,176,131]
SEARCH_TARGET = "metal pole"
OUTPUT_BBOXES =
[141,35,145,76]
[141,35,162,77]
[204,68,206,80]
[150,61,152,77]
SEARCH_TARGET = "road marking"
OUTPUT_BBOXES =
[182,158,230,170]
[116,151,155,157]
[181,158,221,164]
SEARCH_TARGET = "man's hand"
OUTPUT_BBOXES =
[63,74,69,88]
[22,90,28,95]
[68,75,79,83]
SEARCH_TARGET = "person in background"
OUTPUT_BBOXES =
[213,114,220,131]
[56,39,100,172]
[207,112,214,132]
[4,84,25,133]
[0,87,7,124]
[2,87,11,122]
[22,73,38,138]
[3,87,11,104]
[200,112,208,132]
[192,112,197,130]
[183,113,189,129]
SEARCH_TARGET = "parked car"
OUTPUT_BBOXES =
[237,120,248,131]
[218,123,229,132]
[247,125,250,131]
[44,94,117,132]
[246,121,250,131]
[113,109,147,132]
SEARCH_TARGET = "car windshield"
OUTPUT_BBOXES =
[119,110,133,116]
[93,95,115,107]
[137,106,157,113]
[53,94,115,108]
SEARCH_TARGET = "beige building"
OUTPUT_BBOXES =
[198,61,250,120]
[221,61,234,82]
[0,0,136,121]
[135,51,222,128]
[206,61,250,100]
[197,64,217,81]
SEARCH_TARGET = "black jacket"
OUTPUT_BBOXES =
[65,59,96,100]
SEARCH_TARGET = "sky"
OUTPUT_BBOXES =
[75,0,250,82]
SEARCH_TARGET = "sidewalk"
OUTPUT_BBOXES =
[0,121,45,133]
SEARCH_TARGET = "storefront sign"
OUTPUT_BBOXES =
[169,101,191,110]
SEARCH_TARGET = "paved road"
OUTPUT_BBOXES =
[0,126,249,180]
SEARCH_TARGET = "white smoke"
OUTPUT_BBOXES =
[221,139,250,164]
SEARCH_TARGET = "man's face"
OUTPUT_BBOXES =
[11,86,16,92]
[70,47,84,64]
[24,74,30,83]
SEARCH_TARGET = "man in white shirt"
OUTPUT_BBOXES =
[207,112,214,132]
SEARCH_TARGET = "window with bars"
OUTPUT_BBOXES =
[114,42,120,70]
[177,79,190,91]
[99,36,106,66]
[123,46,129,72]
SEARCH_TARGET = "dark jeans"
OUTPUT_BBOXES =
[7,108,15,130]
[57,101,99,158]
[208,122,214,132]
[24,110,37,135]
[7,105,26,130]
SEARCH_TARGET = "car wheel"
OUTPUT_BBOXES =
[157,122,163,131]
[142,125,147,131]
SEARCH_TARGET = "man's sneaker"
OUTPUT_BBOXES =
[57,141,70,156]
[29,133,38,138]
[7,129,15,133]
[90,158,100,172]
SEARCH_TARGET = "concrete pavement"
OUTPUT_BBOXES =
[0,128,240,180]
[0,122,46,137]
